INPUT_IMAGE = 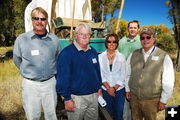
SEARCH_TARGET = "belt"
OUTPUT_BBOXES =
[25,76,54,82]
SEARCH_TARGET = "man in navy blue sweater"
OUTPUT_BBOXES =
[56,23,102,120]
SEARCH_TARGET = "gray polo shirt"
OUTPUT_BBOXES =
[13,31,60,81]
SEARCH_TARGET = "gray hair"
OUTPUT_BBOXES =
[75,23,92,34]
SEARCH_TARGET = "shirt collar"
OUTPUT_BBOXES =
[74,40,91,51]
[142,45,156,55]
[29,30,50,39]
[127,35,140,42]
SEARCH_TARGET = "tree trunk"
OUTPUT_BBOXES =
[170,0,180,71]
[176,30,180,71]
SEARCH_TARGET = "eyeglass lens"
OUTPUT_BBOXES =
[78,33,91,38]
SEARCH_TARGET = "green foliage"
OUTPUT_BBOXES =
[91,0,121,21]
[156,32,176,53]
[13,0,29,37]
[0,0,30,46]
[0,0,14,46]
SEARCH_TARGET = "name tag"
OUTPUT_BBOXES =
[31,50,39,56]
[151,56,159,61]
[92,58,97,63]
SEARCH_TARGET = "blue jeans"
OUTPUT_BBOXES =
[102,88,125,120]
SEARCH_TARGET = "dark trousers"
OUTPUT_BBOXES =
[102,88,125,120]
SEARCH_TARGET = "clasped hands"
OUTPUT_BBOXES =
[107,87,116,97]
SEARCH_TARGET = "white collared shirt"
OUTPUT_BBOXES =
[99,50,126,91]
[126,46,174,103]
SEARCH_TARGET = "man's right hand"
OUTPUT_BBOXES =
[64,99,75,112]
[125,92,131,101]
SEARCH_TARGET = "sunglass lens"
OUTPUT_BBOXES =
[107,41,117,43]
[146,36,151,39]
[32,17,47,21]
[32,17,39,20]
[140,36,151,40]
[140,37,145,40]
[40,18,47,21]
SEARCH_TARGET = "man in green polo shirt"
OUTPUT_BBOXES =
[118,20,142,59]
[118,20,142,120]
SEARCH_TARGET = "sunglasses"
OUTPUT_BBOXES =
[107,41,118,44]
[32,17,47,21]
[140,36,151,40]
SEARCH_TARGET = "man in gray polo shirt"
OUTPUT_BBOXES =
[13,7,60,120]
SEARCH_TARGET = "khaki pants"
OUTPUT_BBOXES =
[22,77,57,120]
[67,93,98,120]
[130,94,159,120]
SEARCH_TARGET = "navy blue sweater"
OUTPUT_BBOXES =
[56,44,102,101]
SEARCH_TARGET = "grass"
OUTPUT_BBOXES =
[0,46,12,54]
[0,46,179,120]
[0,59,25,120]
[0,47,25,119]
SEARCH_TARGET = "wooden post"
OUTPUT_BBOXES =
[70,0,76,43]
[99,105,113,120]
[51,0,57,33]
[115,0,125,34]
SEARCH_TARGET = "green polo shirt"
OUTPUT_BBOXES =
[118,35,142,59]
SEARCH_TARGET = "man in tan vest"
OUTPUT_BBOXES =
[125,28,174,120]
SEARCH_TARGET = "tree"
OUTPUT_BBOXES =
[13,0,30,37]
[165,0,180,71]
[0,0,30,46]
[0,0,14,46]
[108,18,128,38]
[91,0,121,22]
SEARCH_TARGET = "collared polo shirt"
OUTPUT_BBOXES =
[13,31,60,81]
[118,35,142,59]
[74,40,91,51]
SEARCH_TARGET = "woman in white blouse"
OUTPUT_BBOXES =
[99,33,126,120]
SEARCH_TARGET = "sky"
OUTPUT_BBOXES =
[111,0,173,29]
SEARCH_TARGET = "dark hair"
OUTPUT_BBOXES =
[128,20,140,28]
[105,33,119,49]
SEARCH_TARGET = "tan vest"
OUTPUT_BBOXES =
[129,47,167,100]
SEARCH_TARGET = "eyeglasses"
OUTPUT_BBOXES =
[77,33,91,38]
[140,36,151,40]
[107,41,118,44]
[32,17,47,21]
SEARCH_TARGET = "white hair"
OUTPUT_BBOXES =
[75,23,92,34]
